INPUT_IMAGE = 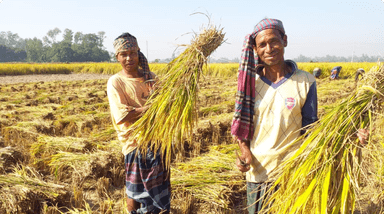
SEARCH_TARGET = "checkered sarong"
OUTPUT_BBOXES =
[125,148,170,214]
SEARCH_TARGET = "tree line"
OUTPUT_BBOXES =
[0,28,111,63]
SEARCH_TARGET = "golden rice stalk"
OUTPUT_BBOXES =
[47,150,118,181]
[130,24,225,168]
[0,166,69,213]
[171,144,244,210]
[264,63,384,214]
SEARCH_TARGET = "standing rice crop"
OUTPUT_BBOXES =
[129,24,225,168]
[263,64,384,214]
[297,62,378,79]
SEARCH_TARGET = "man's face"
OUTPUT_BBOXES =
[254,29,287,66]
[116,50,139,73]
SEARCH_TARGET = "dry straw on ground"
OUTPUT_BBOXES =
[129,24,225,168]
[263,63,384,214]
[0,166,70,213]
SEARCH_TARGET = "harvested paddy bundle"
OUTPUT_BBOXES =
[171,144,244,211]
[129,24,225,167]
[264,64,384,214]
[47,150,121,182]
[0,166,70,213]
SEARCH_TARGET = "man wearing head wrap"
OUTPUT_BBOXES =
[107,33,170,214]
[313,67,322,78]
[355,68,365,82]
[231,18,318,213]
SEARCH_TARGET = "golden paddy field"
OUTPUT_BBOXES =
[0,62,383,213]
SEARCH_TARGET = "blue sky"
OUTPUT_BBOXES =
[1,0,383,61]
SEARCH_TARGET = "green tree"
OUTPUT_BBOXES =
[72,33,109,62]
[0,31,26,49]
[47,28,61,44]
[25,37,45,62]
[2,29,110,62]
[51,29,74,62]
[0,45,27,62]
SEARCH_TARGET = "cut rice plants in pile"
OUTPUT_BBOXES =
[171,144,245,212]
[264,63,384,213]
[129,24,225,168]
[0,166,70,213]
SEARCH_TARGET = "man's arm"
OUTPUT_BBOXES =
[116,105,149,125]
[116,72,157,125]
[301,81,318,135]
[237,139,252,172]
[107,78,149,126]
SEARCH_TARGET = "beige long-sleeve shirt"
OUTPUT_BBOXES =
[107,72,154,155]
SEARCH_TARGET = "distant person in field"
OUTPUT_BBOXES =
[330,66,342,79]
[313,67,321,78]
[231,18,319,214]
[355,68,365,82]
[107,33,170,214]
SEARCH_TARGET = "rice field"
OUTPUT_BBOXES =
[0,61,379,78]
[0,62,383,213]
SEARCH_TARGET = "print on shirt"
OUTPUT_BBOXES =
[285,97,296,110]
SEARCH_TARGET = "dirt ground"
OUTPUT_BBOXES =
[0,73,113,85]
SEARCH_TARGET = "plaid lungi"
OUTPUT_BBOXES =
[125,148,170,214]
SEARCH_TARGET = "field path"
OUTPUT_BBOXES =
[0,73,113,85]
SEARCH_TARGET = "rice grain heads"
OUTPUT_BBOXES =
[129,25,225,168]
[264,63,384,214]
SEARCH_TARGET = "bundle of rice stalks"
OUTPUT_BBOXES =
[0,166,70,213]
[130,24,225,167]
[48,150,120,183]
[0,146,24,173]
[264,63,384,214]
[30,136,94,173]
[171,144,244,211]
